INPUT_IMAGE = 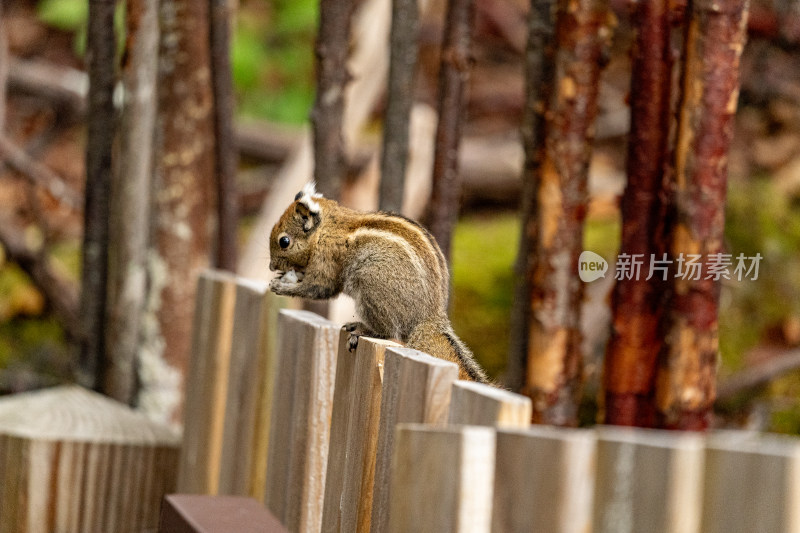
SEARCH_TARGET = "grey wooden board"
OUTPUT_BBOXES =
[448,380,531,428]
[702,430,800,533]
[370,347,459,533]
[492,426,595,533]
[593,426,705,533]
[389,424,495,533]
[264,310,339,533]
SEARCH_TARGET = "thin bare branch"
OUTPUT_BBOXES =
[312,0,357,199]
[0,134,83,210]
[427,0,475,261]
[379,0,420,213]
[210,0,239,271]
[79,0,117,389]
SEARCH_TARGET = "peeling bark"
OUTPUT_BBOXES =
[656,0,749,430]
[379,0,420,213]
[143,0,217,423]
[603,0,676,428]
[523,0,611,426]
[79,0,116,389]
[312,0,357,200]
[105,0,159,405]
[427,0,476,261]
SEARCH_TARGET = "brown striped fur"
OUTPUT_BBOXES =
[269,183,488,383]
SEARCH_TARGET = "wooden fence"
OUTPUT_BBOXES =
[173,270,800,533]
[4,268,797,532]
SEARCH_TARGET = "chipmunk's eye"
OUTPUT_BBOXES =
[279,235,291,249]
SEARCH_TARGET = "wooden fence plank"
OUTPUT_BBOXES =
[593,426,705,533]
[322,335,399,533]
[492,426,596,533]
[370,347,459,533]
[178,270,238,494]
[448,381,532,428]
[218,279,282,499]
[389,424,495,533]
[0,386,179,533]
[264,310,339,533]
[701,431,800,533]
[321,330,359,533]
[341,337,399,533]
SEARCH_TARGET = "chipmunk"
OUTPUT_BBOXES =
[268,182,489,383]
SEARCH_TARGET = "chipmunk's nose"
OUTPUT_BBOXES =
[269,259,277,272]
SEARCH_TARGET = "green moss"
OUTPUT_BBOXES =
[36,0,126,59]
[583,214,621,262]
[234,0,317,124]
[450,214,519,380]
[721,179,800,374]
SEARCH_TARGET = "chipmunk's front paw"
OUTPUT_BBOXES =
[343,322,369,352]
[269,270,303,295]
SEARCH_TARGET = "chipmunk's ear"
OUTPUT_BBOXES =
[294,181,323,232]
[295,201,321,232]
[294,181,323,212]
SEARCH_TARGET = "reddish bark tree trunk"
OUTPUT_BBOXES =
[603,0,675,428]
[427,0,475,261]
[524,0,610,425]
[655,0,749,430]
[142,0,217,422]
[312,0,356,200]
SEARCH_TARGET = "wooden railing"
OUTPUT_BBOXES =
[172,270,800,533]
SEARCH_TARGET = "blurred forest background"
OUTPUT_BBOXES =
[1,0,800,430]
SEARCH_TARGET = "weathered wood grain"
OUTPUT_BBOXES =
[593,426,705,533]
[492,426,595,533]
[264,310,339,532]
[370,347,459,533]
[448,380,531,428]
[0,386,179,533]
[389,424,495,533]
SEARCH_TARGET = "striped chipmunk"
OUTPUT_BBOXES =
[268,182,489,383]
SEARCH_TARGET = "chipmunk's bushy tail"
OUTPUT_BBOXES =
[406,317,489,384]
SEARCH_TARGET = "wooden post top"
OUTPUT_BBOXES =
[0,385,179,445]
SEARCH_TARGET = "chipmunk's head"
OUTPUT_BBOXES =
[269,182,324,273]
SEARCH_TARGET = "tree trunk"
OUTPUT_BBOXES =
[142,0,217,423]
[379,0,420,213]
[209,0,239,271]
[655,0,749,430]
[312,0,357,200]
[523,0,610,425]
[0,8,6,134]
[427,0,475,262]
[105,0,159,405]
[602,0,675,427]
[79,0,116,390]
[507,0,558,392]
